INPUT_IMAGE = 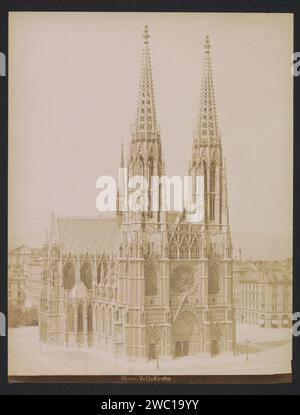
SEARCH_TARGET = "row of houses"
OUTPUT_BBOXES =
[233,258,292,328]
[8,245,43,308]
[8,245,292,329]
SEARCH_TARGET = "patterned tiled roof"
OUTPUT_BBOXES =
[56,216,121,255]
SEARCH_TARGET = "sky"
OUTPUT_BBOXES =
[8,12,293,258]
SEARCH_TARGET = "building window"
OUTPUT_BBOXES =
[63,260,75,290]
[80,259,92,289]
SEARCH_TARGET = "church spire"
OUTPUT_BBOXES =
[134,25,158,136]
[125,26,164,224]
[197,35,218,142]
[189,36,229,227]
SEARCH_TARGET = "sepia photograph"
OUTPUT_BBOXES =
[7,11,293,381]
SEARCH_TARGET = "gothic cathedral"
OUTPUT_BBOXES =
[39,26,236,360]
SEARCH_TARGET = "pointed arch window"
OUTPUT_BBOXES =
[80,259,92,289]
[97,257,108,285]
[210,162,216,221]
[203,161,208,221]
[63,260,75,290]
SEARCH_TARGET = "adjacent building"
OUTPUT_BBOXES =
[8,245,43,308]
[234,259,292,328]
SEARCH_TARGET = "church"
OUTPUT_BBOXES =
[39,26,236,360]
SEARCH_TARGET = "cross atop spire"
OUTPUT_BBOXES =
[133,25,158,137]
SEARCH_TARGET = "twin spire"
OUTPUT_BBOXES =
[134,25,158,135]
[134,28,218,142]
[197,35,219,141]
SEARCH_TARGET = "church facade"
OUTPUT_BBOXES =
[39,27,236,360]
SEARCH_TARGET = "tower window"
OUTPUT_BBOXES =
[145,264,158,296]
[210,163,216,221]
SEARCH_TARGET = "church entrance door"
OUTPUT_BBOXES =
[172,311,200,357]
[174,341,190,357]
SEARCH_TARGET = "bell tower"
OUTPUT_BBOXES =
[118,26,170,360]
[189,35,235,354]
[125,25,166,224]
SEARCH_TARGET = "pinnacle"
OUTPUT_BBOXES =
[134,26,158,136]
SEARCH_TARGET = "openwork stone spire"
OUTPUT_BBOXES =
[197,35,218,141]
[189,36,230,227]
[134,25,158,136]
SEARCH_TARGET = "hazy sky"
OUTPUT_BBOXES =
[8,12,293,256]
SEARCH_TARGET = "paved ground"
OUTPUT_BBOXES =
[8,324,292,376]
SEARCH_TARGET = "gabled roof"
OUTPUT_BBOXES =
[56,215,121,255]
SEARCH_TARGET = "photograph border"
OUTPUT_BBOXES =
[0,0,299,395]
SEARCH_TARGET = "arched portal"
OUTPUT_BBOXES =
[172,311,200,357]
